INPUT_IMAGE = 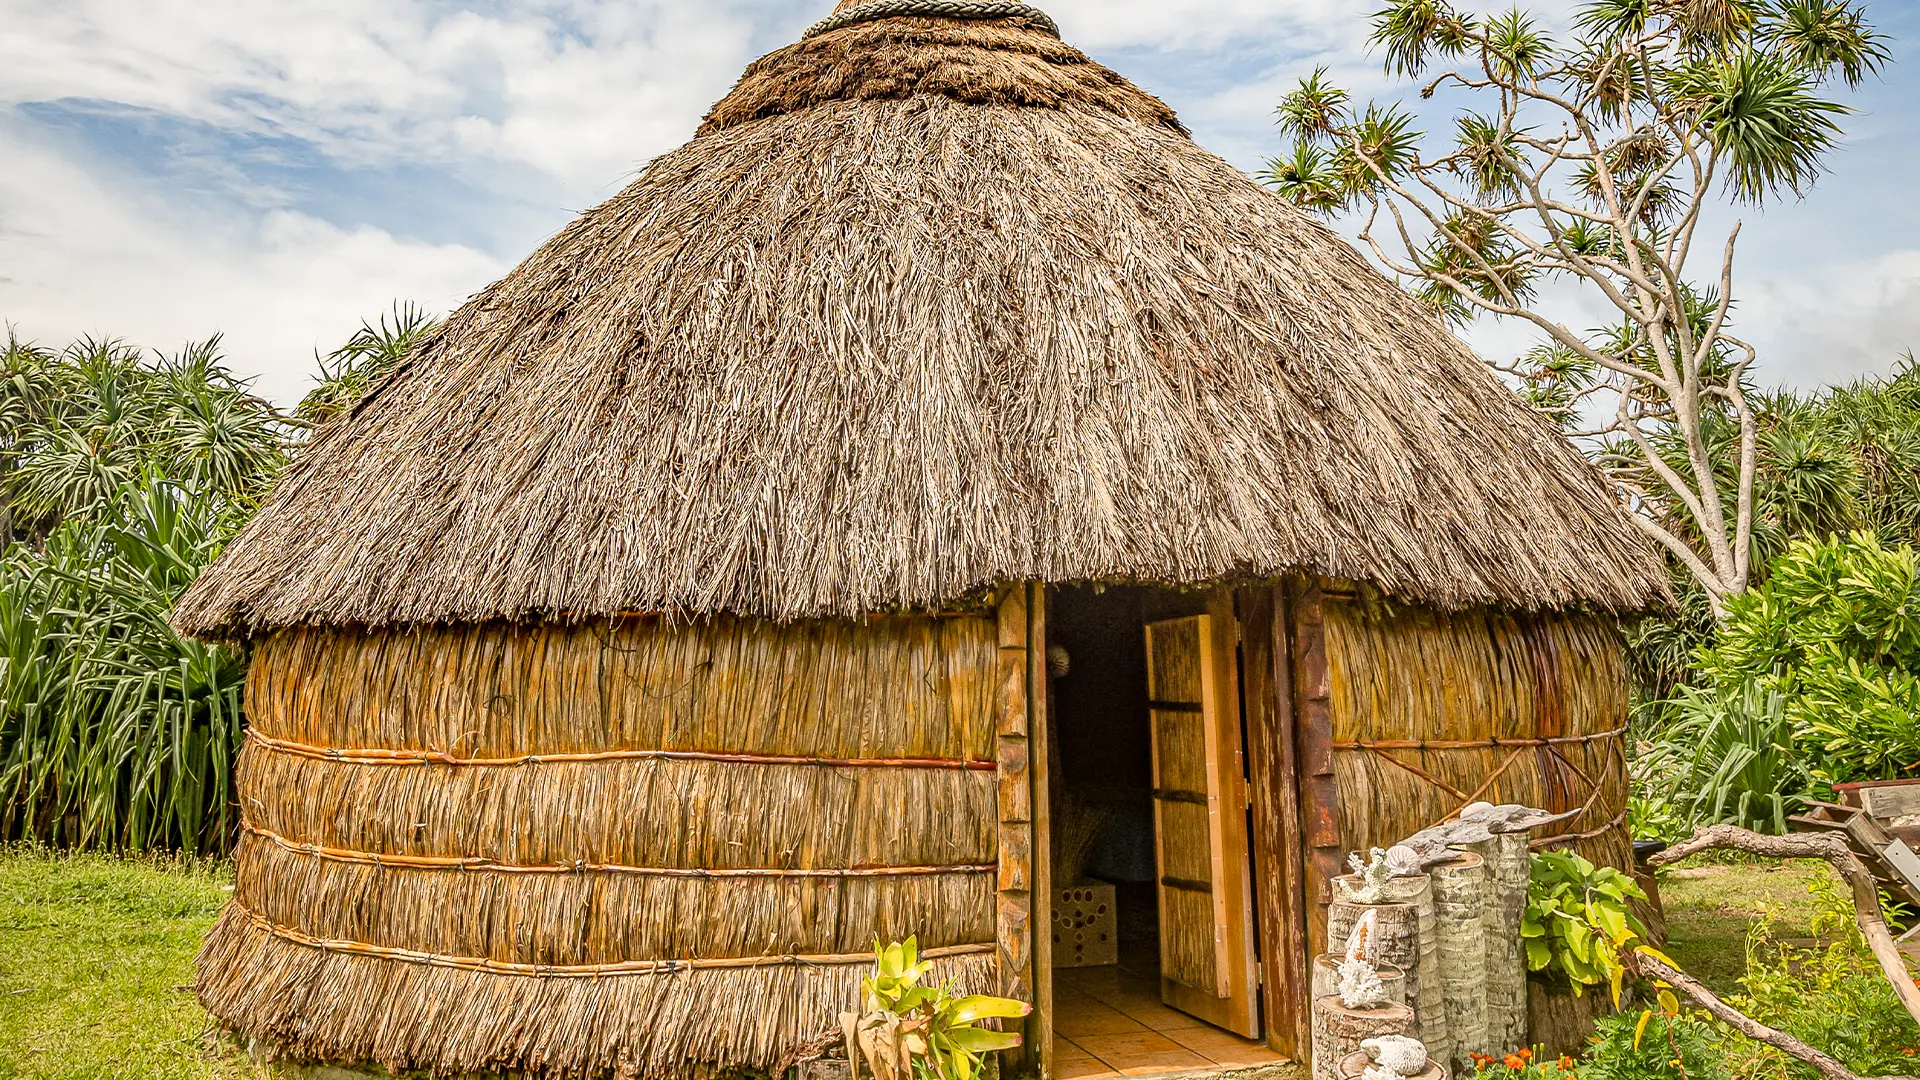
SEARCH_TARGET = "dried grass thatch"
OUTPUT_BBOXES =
[196,613,1001,1078]
[1323,597,1633,871]
[171,0,1667,639]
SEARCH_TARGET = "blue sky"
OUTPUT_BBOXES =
[2,0,1916,404]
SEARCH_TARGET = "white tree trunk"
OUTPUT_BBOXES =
[1313,996,1415,1080]
[1467,832,1532,1054]
[1431,853,1489,1074]
[1332,874,1450,1067]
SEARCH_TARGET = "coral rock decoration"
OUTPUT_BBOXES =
[1338,910,1391,1010]
[1361,1034,1431,1077]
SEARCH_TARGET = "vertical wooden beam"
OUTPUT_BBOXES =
[1288,579,1344,962]
[996,586,1038,1072]
[1239,585,1312,1058]
[1029,585,1054,1078]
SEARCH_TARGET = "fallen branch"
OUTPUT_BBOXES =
[1628,951,1916,1080]
[1651,824,1920,1027]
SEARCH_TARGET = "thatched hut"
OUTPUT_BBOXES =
[175,2,1668,1076]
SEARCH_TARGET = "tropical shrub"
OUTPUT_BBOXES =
[0,478,249,851]
[1523,851,1649,999]
[1697,532,1920,783]
[845,938,1029,1080]
[0,314,427,852]
[1649,684,1812,835]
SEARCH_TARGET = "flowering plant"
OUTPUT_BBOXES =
[1469,1047,1579,1080]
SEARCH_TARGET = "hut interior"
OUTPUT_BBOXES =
[1043,585,1286,1075]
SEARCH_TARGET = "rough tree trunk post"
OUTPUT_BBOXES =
[1312,955,1408,1007]
[1467,832,1531,1054]
[1651,825,1920,1028]
[1324,902,1422,1077]
[1525,979,1613,1057]
[1312,997,1415,1080]
[1335,875,1451,1066]
[1431,853,1489,1073]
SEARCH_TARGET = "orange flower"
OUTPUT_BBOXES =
[1504,1055,1526,1070]
[1518,1049,1534,1060]
[1558,1056,1576,1070]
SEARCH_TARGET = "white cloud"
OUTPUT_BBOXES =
[0,0,759,186]
[0,123,502,403]
[1743,251,1920,388]
[1046,0,1367,51]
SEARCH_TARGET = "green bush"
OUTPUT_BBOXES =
[1697,532,1920,784]
[1646,684,1811,835]
[1524,851,1648,998]
[0,479,249,851]
[1583,1009,1725,1080]
[1719,875,1920,1078]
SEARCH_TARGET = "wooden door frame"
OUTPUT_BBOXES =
[1237,581,1344,1058]
[996,584,1051,1077]
[1009,580,1344,1074]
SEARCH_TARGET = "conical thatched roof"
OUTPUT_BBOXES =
[173,1,1668,638]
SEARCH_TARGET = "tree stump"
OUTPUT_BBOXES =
[1335,874,1449,1068]
[1431,853,1488,1074]
[1338,1050,1449,1080]
[1312,954,1408,1008]
[1312,995,1415,1080]
[1467,833,1530,1056]
[1526,977,1615,1057]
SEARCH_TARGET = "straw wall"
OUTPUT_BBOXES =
[1323,600,1632,871]
[195,615,1002,1079]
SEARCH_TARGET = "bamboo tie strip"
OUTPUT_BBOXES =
[1329,725,1627,752]
[227,903,997,977]
[242,822,995,879]
[245,729,997,771]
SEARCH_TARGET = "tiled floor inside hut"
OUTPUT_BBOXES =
[1052,964,1288,1078]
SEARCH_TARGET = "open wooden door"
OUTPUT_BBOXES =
[1145,595,1262,1038]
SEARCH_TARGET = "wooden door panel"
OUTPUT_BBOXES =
[1146,597,1261,1039]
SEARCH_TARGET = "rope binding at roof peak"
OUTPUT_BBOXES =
[804,0,1061,39]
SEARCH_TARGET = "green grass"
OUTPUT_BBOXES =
[0,845,253,1080]
[1656,856,1827,993]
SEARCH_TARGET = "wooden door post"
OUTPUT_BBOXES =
[1239,585,1313,1057]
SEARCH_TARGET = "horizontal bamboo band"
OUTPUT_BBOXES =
[1331,725,1627,752]
[230,902,995,977]
[243,822,995,879]
[247,729,996,771]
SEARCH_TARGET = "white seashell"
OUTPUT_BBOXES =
[1385,845,1422,877]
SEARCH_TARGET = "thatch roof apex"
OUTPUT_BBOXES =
[171,3,1669,638]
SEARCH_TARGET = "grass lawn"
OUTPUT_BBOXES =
[0,846,254,1080]
[1656,856,1829,993]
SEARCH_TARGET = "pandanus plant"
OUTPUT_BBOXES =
[841,938,1031,1080]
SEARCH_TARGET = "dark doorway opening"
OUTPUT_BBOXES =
[1044,585,1283,1077]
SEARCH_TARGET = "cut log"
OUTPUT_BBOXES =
[1312,954,1408,1008]
[1430,853,1488,1075]
[1338,1050,1448,1080]
[1526,978,1614,1057]
[1334,874,1449,1067]
[1312,996,1415,1080]
[1466,832,1528,1056]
